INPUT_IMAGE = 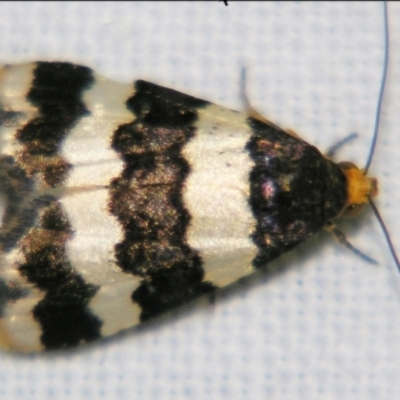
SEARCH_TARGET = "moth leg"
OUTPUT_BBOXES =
[325,132,358,158]
[240,67,270,122]
[240,68,302,140]
[325,221,378,264]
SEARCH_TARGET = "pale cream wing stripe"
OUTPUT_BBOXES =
[61,74,142,337]
[183,104,257,288]
[0,63,45,352]
[0,279,44,352]
[0,64,37,156]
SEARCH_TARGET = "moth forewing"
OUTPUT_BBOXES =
[0,3,395,354]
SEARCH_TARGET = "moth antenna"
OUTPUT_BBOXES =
[240,66,250,111]
[369,198,400,273]
[325,223,378,265]
[364,1,389,172]
[365,2,400,272]
[326,132,358,158]
[240,66,272,124]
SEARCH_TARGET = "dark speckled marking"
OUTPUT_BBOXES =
[15,62,94,187]
[246,117,347,267]
[110,80,217,321]
[5,62,103,350]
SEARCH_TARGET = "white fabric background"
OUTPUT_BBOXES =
[1,2,400,399]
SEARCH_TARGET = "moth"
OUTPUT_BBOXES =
[0,5,395,353]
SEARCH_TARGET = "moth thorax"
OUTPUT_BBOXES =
[338,161,378,214]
